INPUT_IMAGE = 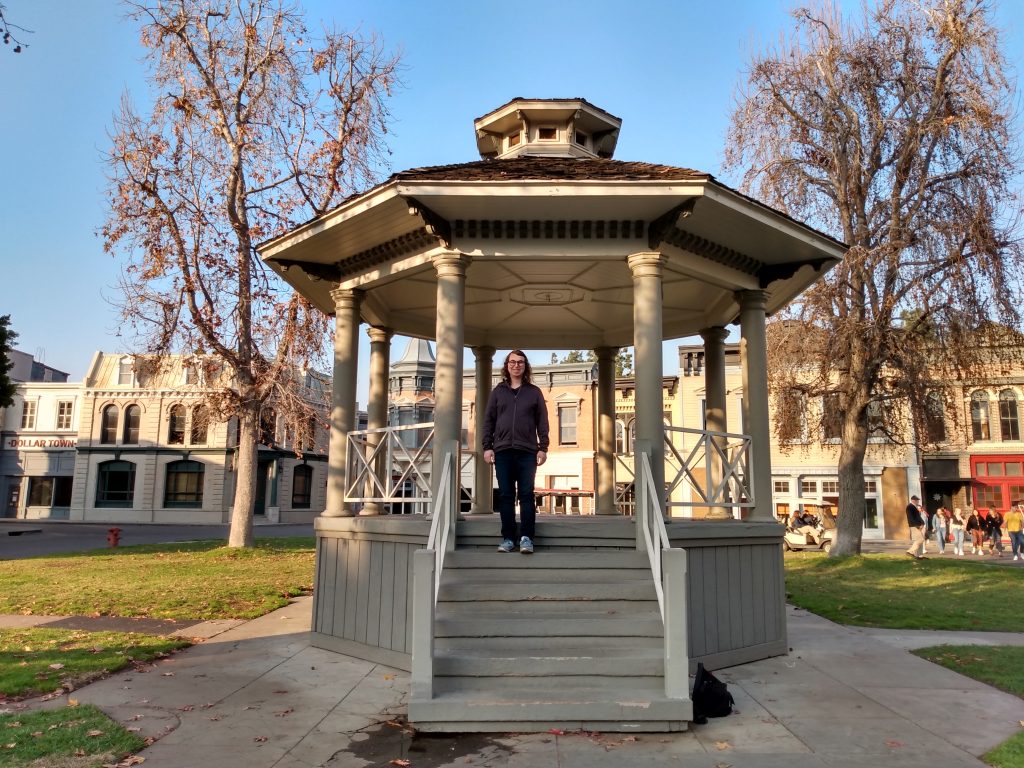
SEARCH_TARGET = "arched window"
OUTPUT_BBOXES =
[96,460,135,507]
[999,389,1020,442]
[122,404,141,444]
[259,407,277,445]
[168,404,186,445]
[164,460,204,507]
[971,391,991,441]
[292,464,313,509]
[100,405,118,444]
[615,419,627,454]
[190,405,209,445]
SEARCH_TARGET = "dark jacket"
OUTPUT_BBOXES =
[905,502,924,528]
[482,381,550,453]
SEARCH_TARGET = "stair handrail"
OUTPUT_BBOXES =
[635,444,690,701]
[636,448,671,617]
[426,440,458,603]
[412,440,458,703]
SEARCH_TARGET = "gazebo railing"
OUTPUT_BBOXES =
[667,425,754,512]
[344,423,435,513]
[618,425,754,516]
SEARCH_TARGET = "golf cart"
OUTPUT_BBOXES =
[783,505,836,553]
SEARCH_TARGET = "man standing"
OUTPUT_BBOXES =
[483,350,549,554]
[906,494,926,560]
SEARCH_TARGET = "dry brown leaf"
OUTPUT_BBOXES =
[714,740,731,751]
[254,736,268,743]
[885,739,906,749]
[390,761,411,767]
[48,663,65,670]
[87,729,105,737]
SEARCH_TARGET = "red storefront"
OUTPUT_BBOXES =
[970,455,1024,512]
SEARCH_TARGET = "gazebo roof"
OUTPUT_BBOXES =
[260,101,846,350]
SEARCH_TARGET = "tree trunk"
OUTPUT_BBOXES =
[833,410,869,556]
[228,405,259,548]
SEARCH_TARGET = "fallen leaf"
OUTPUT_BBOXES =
[716,763,733,768]
[886,739,906,748]
[273,690,289,695]
[548,728,565,735]
[87,729,105,737]
[254,736,268,743]
[714,740,731,751]
[4,743,16,749]
[274,708,294,717]
[48,663,65,670]
[161,672,175,677]
[68,699,79,707]
[178,705,194,712]
[390,761,411,767]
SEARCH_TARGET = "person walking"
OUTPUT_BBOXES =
[482,350,549,554]
[905,494,926,560]
[950,507,967,556]
[967,508,984,555]
[1005,501,1024,562]
[987,508,1004,556]
[932,507,949,554]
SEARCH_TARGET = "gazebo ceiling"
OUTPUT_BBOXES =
[260,158,846,350]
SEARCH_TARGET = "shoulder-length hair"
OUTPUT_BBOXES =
[501,349,532,385]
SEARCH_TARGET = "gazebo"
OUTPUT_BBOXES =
[259,98,845,732]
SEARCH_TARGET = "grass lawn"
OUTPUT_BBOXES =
[0,537,315,621]
[0,704,145,767]
[0,628,188,700]
[784,552,1024,631]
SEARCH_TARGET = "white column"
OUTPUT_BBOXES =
[740,289,773,521]
[701,326,731,519]
[628,252,667,512]
[432,252,471,502]
[361,326,392,516]
[325,288,362,518]
[471,345,495,514]
[595,346,618,515]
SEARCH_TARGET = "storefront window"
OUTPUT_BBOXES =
[96,460,136,507]
[164,460,204,507]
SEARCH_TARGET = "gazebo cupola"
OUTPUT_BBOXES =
[474,98,621,160]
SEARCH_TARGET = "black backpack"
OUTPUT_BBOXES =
[691,662,734,724]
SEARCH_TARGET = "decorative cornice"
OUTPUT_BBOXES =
[452,219,646,240]
[407,198,452,247]
[758,258,836,289]
[661,228,762,276]
[647,199,697,250]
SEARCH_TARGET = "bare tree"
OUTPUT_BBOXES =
[103,0,399,547]
[725,0,1023,555]
[0,3,31,53]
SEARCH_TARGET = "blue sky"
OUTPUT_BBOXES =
[3,0,1023,401]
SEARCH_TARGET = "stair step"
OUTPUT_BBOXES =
[435,615,664,638]
[445,551,650,570]
[438,580,656,601]
[438,600,657,618]
[409,685,692,733]
[434,649,663,677]
[435,635,664,652]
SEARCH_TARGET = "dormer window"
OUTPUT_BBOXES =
[537,127,557,141]
[574,131,589,147]
[507,131,521,148]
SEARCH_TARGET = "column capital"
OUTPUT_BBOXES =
[627,251,667,278]
[330,287,362,312]
[366,326,393,344]
[594,346,619,362]
[700,326,730,345]
[432,251,472,278]
[738,289,768,312]
[472,345,496,359]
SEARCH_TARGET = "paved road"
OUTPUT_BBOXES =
[0,520,314,559]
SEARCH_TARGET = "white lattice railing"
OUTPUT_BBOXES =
[617,426,754,515]
[344,423,435,513]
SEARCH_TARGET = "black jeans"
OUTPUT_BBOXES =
[494,448,537,541]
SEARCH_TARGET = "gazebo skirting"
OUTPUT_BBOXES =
[310,515,787,674]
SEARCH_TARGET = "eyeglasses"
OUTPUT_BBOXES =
[507,360,526,367]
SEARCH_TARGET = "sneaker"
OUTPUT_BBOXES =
[1015,555,1019,561]
[497,539,515,553]
[519,536,534,554]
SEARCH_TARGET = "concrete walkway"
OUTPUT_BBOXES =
[3,599,1023,767]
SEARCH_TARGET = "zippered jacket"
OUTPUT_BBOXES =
[482,381,550,453]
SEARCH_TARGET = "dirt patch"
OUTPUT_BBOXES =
[330,716,515,767]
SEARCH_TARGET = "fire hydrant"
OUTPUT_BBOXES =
[107,527,122,548]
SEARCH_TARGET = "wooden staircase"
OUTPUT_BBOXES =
[408,529,692,732]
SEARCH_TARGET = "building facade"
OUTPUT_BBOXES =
[1,351,334,523]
